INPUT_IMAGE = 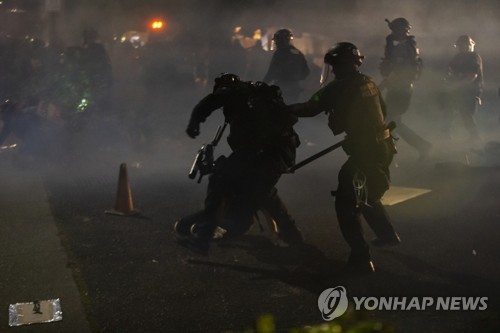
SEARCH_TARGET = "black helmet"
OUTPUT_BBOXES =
[214,73,241,92]
[273,29,293,44]
[386,17,411,34]
[455,35,475,51]
[320,43,364,85]
[324,42,364,66]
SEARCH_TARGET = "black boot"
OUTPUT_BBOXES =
[174,211,205,239]
[176,215,216,256]
[176,223,211,256]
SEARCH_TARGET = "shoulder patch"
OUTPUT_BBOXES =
[290,48,301,55]
[361,81,378,98]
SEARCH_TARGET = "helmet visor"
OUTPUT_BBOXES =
[320,63,332,87]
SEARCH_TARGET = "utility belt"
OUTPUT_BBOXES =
[343,121,397,155]
[376,128,391,143]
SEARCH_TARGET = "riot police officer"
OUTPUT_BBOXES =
[289,43,400,274]
[442,35,483,142]
[176,73,303,254]
[263,29,310,103]
[379,18,431,161]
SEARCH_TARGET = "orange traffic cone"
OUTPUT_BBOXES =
[105,163,140,216]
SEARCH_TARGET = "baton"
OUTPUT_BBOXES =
[288,121,397,173]
[287,140,344,173]
[288,121,396,173]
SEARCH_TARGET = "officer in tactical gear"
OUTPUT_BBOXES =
[442,35,483,142]
[176,73,303,255]
[379,18,431,161]
[263,29,310,104]
[288,43,400,274]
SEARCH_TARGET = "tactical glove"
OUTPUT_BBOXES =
[186,121,200,138]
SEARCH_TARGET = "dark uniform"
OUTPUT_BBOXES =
[263,29,310,104]
[379,18,431,160]
[289,43,400,273]
[443,35,483,141]
[176,73,303,254]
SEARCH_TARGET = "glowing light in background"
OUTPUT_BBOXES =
[150,20,165,30]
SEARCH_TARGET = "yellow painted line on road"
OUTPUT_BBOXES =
[382,186,432,206]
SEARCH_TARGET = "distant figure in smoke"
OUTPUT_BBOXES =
[288,43,400,274]
[51,46,92,117]
[263,29,310,103]
[379,18,431,161]
[81,28,113,113]
[175,73,303,255]
[441,35,483,143]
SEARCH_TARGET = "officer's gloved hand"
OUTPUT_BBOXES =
[186,121,200,138]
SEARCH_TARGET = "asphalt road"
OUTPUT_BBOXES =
[33,128,500,333]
